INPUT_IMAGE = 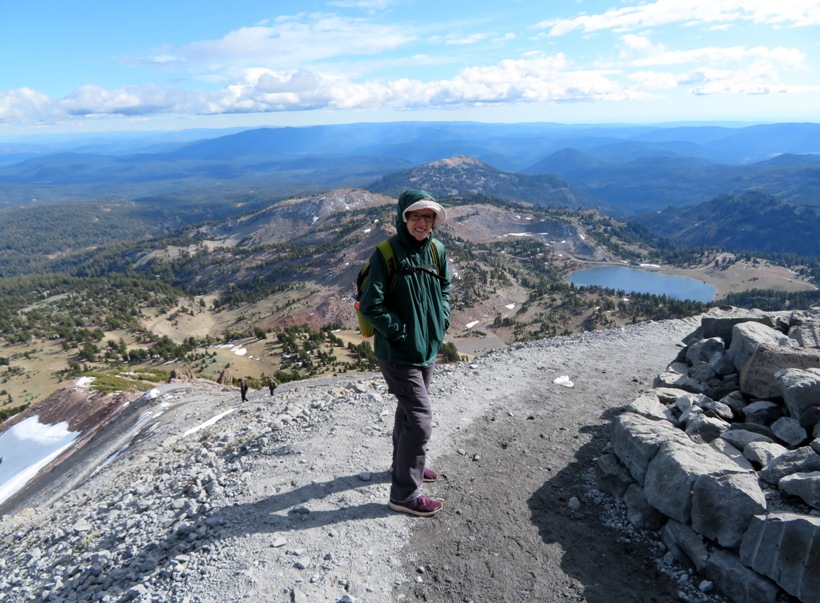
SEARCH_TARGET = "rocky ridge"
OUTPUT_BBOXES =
[0,320,711,603]
[600,307,820,603]
[0,313,787,603]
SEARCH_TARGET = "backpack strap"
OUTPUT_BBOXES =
[430,238,443,275]
[376,239,399,296]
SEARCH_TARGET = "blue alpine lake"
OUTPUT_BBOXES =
[566,266,716,302]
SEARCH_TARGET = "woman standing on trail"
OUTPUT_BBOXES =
[358,190,451,517]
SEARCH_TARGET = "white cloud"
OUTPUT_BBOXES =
[133,14,415,72]
[538,0,820,35]
[3,54,651,124]
[444,32,493,46]
[0,88,56,121]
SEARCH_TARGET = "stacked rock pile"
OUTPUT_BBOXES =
[597,307,820,603]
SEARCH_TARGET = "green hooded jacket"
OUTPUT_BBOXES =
[358,191,451,366]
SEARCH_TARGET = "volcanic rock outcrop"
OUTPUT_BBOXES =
[599,307,820,603]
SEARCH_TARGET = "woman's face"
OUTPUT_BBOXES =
[405,211,436,241]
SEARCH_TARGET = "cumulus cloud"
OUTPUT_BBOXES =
[0,54,651,124]
[538,0,820,35]
[0,88,56,121]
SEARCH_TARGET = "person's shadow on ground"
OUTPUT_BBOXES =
[213,469,394,535]
[47,470,394,601]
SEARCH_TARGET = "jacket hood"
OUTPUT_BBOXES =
[395,189,439,232]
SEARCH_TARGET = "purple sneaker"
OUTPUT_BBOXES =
[388,495,443,517]
[423,467,439,483]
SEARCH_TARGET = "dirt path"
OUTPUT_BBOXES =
[393,317,706,603]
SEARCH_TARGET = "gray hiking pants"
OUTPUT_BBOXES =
[378,359,435,503]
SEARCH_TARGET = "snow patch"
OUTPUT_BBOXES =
[75,376,95,388]
[0,416,80,505]
[183,409,237,437]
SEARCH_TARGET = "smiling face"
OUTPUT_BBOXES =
[405,211,436,241]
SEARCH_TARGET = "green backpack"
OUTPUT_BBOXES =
[355,239,444,338]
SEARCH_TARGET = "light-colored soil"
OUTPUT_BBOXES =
[665,259,816,299]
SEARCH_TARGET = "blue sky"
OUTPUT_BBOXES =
[1,0,819,136]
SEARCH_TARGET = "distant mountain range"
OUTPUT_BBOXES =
[635,191,820,257]
[2,121,820,216]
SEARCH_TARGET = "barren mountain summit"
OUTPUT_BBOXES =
[1,316,734,603]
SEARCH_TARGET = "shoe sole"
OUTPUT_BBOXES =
[423,476,438,483]
[388,501,444,517]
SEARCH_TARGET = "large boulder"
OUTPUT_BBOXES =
[779,472,820,509]
[788,313,820,348]
[610,412,690,485]
[728,321,794,373]
[739,344,820,399]
[759,446,820,485]
[740,512,820,603]
[702,549,782,603]
[643,439,753,524]
[776,367,820,428]
[700,307,772,344]
[690,472,766,549]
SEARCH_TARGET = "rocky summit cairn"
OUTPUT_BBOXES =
[598,306,820,603]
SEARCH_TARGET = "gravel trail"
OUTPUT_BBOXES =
[1,317,718,603]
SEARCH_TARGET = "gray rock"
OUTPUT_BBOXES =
[653,371,704,393]
[698,397,735,422]
[689,361,716,383]
[623,483,666,531]
[700,307,772,344]
[740,512,820,603]
[743,441,789,468]
[690,473,766,549]
[594,454,634,498]
[702,549,781,603]
[741,400,782,425]
[719,390,749,417]
[686,337,726,366]
[776,367,820,428]
[728,321,796,374]
[668,361,689,375]
[789,318,820,348]
[740,344,820,399]
[660,519,709,572]
[709,438,753,467]
[684,412,729,444]
[625,392,677,423]
[643,440,752,524]
[759,446,820,485]
[653,387,689,404]
[771,416,808,447]
[779,471,820,509]
[611,412,691,485]
[720,429,774,452]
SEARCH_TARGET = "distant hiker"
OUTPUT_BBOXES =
[357,190,450,517]
[268,378,278,396]
[240,379,249,402]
